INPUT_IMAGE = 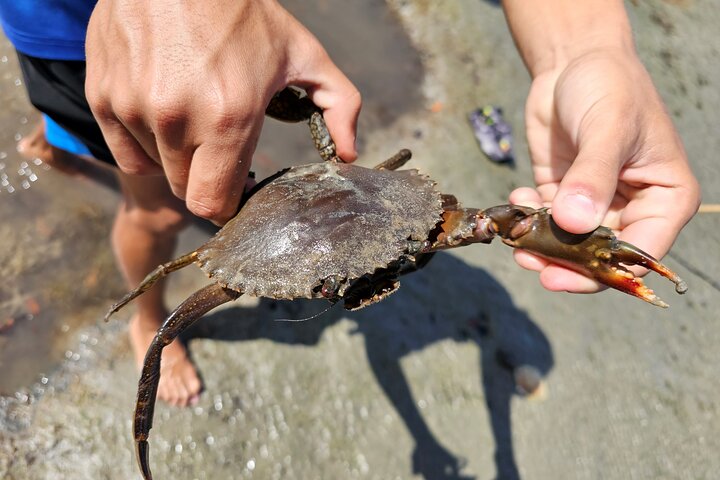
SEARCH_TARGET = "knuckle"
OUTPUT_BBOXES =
[112,98,144,126]
[187,378,201,393]
[114,149,160,175]
[208,98,256,135]
[147,92,187,135]
[117,161,155,176]
[686,177,702,215]
[346,87,362,109]
[85,87,107,115]
[85,64,108,101]
[86,87,114,122]
[168,181,188,201]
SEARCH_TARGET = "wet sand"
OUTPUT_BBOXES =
[1,1,719,479]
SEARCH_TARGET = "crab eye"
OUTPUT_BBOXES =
[321,276,341,298]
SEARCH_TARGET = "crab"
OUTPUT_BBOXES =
[104,88,687,480]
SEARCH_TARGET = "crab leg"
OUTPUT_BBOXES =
[134,282,241,480]
[424,207,493,250]
[265,87,339,162]
[424,204,687,307]
[104,251,199,322]
[373,149,413,171]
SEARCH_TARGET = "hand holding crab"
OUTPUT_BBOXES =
[502,0,700,294]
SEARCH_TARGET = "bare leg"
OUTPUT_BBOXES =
[112,171,201,407]
[104,252,197,321]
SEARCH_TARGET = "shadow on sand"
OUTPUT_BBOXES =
[182,252,553,480]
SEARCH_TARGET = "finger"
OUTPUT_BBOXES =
[508,187,544,208]
[514,249,603,294]
[153,112,193,199]
[116,109,162,165]
[103,90,165,164]
[166,377,183,407]
[313,81,361,162]
[513,249,549,272]
[185,127,258,223]
[87,83,163,174]
[551,112,631,234]
[618,216,679,267]
[174,381,191,407]
[144,79,205,199]
[94,113,163,175]
[184,375,202,403]
[289,45,361,162]
[185,144,247,223]
[538,265,604,293]
[619,179,700,255]
[155,142,193,200]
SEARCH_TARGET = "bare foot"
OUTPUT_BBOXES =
[18,119,119,189]
[18,120,81,174]
[129,313,202,407]
[18,121,52,159]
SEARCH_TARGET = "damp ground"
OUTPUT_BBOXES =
[1,1,719,479]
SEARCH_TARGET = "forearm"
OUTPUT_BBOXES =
[502,0,636,77]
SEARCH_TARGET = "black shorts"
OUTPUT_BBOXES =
[16,51,115,165]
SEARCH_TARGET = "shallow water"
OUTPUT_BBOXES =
[0,0,424,395]
[0,43,115,393]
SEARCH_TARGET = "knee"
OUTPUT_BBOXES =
[116,202,191,237]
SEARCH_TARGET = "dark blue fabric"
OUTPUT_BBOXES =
[0,1,96,60]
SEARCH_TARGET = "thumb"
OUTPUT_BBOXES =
[551,135,624,234]
[288,42,361,161]
[304,64,361,162]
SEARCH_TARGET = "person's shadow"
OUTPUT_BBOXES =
[184,252,553,480]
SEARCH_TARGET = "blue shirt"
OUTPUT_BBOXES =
[0,1,96,60]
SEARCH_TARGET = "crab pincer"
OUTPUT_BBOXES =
[474,205,687,307]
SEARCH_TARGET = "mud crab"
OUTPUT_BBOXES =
[105,88,687,479]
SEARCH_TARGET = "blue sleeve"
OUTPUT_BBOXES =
[0,1,96,60]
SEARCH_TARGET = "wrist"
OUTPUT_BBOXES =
[503,0,636,77]
[533,34,637,79]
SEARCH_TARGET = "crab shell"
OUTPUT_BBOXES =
[195,162,443,303]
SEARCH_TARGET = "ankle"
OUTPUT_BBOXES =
[129,309,168,331]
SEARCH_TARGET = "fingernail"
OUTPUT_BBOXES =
[560,193,599,226]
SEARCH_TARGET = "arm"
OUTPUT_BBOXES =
[501,0,700,293]
[502,0,635,78]
[85,0,361,224]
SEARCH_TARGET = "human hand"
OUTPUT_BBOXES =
[511,49,700,293]
[85,0,360,223]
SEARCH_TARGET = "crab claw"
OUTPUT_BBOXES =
[136,440,153,480]
[480,205,687,307]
